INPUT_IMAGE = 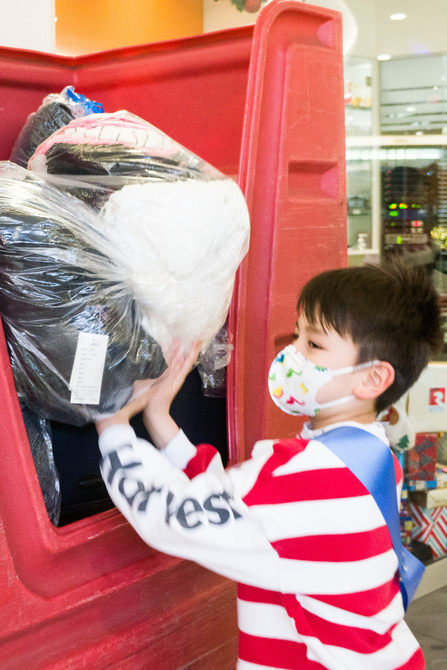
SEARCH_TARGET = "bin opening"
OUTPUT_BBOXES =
[3,91,247,526]
[49,367,228,526]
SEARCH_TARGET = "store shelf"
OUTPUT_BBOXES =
[347,248,379,255]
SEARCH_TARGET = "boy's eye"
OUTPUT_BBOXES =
[309,340,322,349]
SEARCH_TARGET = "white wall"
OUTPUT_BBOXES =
[203,0,257,32]
[0,0,55,52]
[342,0,376,58]
[203,0,360,54]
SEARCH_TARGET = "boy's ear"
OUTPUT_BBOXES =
[353,361,395,400]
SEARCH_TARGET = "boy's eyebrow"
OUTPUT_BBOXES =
[298,311,329,336]
[303,321,326,336]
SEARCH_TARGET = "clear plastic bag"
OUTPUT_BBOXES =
[28,111,250,388]
[198,323,234,398]
[0,162,166,425]
[0,113,249,424]
[27,110,219,182]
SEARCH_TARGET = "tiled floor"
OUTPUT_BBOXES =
[405,586,447,668]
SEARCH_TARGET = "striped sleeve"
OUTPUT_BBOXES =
[98,425,283,589]
[234,436,424,670]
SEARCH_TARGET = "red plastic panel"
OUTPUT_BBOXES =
[228,0,347,459]
[0,26,249,669]
[0,25,256,600]
[0,26,254,174]
[0,35,253,600]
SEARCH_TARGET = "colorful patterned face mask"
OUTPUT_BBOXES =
[268,345,377,417]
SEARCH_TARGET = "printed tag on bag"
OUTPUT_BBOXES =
[69,332,109,405]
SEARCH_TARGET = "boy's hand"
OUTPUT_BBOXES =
[95,340,202,448]
[143,340,202,416]
[95,379,158,435]
[142,340,202,448]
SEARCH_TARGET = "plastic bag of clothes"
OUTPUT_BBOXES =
[197,323,233,398]
[0,113,249,425]
[0,162,166,425]
[28,110,214,182]
[9,86,104,169]
[27,111,250,391]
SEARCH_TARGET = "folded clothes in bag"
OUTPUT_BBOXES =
[28,111,250,393]
[10,86,104,169]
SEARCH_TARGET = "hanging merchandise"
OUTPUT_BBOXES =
[0,113,250,425]
[9,86,104,169]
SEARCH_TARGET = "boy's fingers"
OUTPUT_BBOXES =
[126,380,156,413]
[131,340,203,408]
[186,339,203,366]
[170,340,202,372]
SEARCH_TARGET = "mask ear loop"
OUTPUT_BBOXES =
[317,360,381,411]
[317,393,357,410]
[330,359,380,377]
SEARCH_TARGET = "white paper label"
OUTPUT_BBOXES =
[69,332,109,405]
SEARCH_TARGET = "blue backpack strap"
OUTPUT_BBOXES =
[318,426,425,610]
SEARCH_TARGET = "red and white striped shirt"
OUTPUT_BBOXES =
[99,420,424,670]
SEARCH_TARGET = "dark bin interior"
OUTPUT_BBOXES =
[52,369,227,525]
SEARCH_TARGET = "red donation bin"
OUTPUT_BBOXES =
[0,1,347,667]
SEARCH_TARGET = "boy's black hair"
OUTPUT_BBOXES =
[297,261,443,413]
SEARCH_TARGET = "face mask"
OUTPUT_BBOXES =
[268,344,378,417]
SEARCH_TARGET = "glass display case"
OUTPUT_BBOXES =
[346,137,447,353]
[345,51,447,583]
[345,52,447,258]
[344,56,376,254]
[346,142,375,251]
[379,54,447,137]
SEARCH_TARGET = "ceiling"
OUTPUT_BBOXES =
[344,0,447,59]
[204,0,447,59]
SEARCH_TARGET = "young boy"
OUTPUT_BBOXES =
[97,261,442,670]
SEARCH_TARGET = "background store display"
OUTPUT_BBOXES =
[411,504,447,559]
[381,165,438,269]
